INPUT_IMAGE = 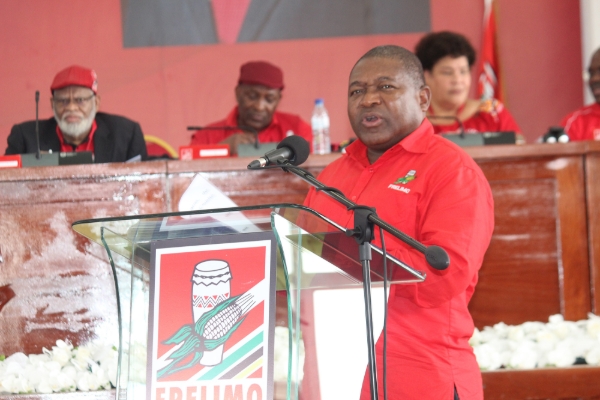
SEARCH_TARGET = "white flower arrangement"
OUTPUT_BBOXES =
[0,327,302,394]
[0,340,117,394]
[471,313,600,370]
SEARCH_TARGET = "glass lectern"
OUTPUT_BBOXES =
[72,204,425,400]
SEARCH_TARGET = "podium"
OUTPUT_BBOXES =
[72,204,425,400]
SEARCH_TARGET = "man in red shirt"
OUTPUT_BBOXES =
[560,47,600,141]
[189,61,312,155]
[304,45,494,399]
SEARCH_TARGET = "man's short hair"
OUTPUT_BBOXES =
[355,45,425,88]
[414,31,476,71]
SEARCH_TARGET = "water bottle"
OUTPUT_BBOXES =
[311,98,331,154]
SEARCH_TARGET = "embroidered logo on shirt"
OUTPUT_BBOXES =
[388,170,416,193]
[393,170,416,184]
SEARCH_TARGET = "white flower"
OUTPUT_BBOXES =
[474,343,503,371]
[586,314,600,338]
[0,375,34,394]
[469,327,482,347]
[71,346,93,370]
[546,342,576,367]
[507,341,538,369]
[507,326,525,342]
[76,370,101,392]
[43,340,73,367]
[585,344,600,365]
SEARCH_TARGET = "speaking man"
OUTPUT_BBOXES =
[303,45,494,399]
[189,61,312,155]
[5,65,147,163]
[560,47,600,141]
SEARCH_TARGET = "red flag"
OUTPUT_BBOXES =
[477,0,502,101]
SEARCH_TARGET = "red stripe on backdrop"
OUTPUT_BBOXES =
[211,0,252,44]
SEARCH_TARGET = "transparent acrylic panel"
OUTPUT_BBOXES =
[74,204,425,400]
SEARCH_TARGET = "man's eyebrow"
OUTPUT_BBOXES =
[349,76,396,86]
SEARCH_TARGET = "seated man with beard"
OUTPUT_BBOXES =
[5,65,148,163]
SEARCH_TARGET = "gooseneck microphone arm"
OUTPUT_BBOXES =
[35,90,41,160]
[427,114,466,138]
[187,125,260,148]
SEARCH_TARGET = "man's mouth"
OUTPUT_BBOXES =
[63,113,83,123]
[362,114,382,128]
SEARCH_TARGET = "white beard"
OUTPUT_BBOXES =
[54,104,97,142]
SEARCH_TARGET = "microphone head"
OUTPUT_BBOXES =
[424,245,450,270]
[277,136,310,166]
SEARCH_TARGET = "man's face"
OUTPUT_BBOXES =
[588,50,600,104]
[235,84,281,131]
[424,55,471,110]
[51,86,99,139]
[348,57,430,155]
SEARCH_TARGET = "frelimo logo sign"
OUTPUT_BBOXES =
[148,233,276,400]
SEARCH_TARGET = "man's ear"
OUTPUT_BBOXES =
[234,85,242,103]
[419,85,431,112]
[94,94,101,110]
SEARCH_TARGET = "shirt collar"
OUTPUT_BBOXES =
[346,118,433,165]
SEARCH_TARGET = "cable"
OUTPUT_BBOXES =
[380,225,389,400]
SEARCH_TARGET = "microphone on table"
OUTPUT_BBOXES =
[427,115,466,138]
[247,135,310,168]
[187,125,260,148]
[35,90,41,159]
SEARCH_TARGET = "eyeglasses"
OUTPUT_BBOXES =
[52,94,95,108]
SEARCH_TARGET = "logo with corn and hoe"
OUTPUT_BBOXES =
[393,170,417,185]
[158,259,256,378]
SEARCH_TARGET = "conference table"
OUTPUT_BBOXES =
[0,141,599,399]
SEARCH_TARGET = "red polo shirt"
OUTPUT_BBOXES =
[304,119,494,399]
[189,107,312,147]
[560,103,600,141]
[56,121,97,153]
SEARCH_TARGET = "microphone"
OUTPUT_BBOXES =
[427,115,466,137]
[187,125,259,148]
[247,135,310,168]
[35,90,41,159]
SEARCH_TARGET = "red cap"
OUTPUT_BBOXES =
[50,65,98,94]
[238,61,284,90]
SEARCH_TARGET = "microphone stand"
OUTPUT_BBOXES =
[272,162,450,400]
[187,125,260,148]
[35,91,41,160]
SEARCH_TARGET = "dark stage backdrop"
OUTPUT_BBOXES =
[122,0,430,46]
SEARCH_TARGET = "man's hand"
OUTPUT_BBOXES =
[219,133,256,156]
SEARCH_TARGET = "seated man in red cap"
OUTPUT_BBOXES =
[5,65,148,163]
[189,60,312,155]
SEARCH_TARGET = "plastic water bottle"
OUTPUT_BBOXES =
[311,98,331,154]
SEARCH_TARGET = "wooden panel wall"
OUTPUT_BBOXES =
[1,142,600,399]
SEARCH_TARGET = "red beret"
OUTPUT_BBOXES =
[238,61,284,90]
[50,65,98,94]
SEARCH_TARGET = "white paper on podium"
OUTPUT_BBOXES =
[173,173,262,233]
